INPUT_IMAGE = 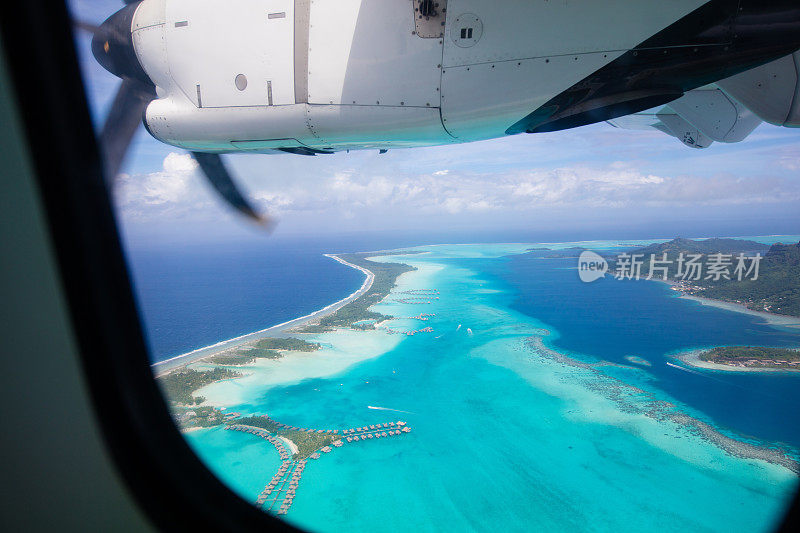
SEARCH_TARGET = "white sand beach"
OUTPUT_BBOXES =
[677,293,800,329]
[279,436,299,455]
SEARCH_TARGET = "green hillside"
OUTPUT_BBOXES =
[700,242,800,317]
[610,238,800,317]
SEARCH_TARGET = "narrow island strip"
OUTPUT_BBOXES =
[152,251,417,429]
[151,251,415,376]
[676,346,800,373]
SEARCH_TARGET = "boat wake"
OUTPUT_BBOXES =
[666,360,770,394]
[367,405,415,414]
[666,361,703,375]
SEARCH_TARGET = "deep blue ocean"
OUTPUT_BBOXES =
[127,234,800,447]
[487,253,800,448]
[126,238,362,362]
[125,234,800,531]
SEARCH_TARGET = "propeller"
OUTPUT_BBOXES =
[77,2,271,227]
[192,152,273,228]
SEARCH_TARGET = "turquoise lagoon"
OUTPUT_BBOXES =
[185,240,800,532]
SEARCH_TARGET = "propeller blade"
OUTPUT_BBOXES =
[99,79,155,182]
[73,20,101,35]
[191,152,274,228]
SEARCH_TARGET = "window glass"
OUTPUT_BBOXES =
[71,1,800,531]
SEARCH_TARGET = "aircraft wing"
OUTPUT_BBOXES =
[607,51,800,149]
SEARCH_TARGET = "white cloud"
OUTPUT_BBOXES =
[776,145,800,170]
[162,152,199,173]
[113,146,800,226]
[115,152,211,219]
[240,163,800,218]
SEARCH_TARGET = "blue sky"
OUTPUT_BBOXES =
[70,0,800,246]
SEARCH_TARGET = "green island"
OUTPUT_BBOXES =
[207,337,321,365]
[699,346,800,369]
[231,416,337,460]
[298,253,416,332]
[609,238,800,318]
[525,246,588,259]
[156,367,241,428]
[172,406,228,428]
[158,338,324,428]
[607,237,768,278]
[699,242,800,317]
[158,367,240,405]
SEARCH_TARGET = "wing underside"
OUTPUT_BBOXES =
[607,51,800,148]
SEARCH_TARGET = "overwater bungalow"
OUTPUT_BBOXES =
[368,434,374,439]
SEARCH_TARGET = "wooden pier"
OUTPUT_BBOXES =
[227,417,411,515]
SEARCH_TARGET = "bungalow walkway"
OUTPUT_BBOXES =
[226,418,412,515]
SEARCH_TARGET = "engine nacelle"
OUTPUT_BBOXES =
[129,0,800,154]
[134,0,454,153]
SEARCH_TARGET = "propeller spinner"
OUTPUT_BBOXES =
[85,1,271,227]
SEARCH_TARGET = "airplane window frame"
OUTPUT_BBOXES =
[1,1,799,532]
[0,1,296,531]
